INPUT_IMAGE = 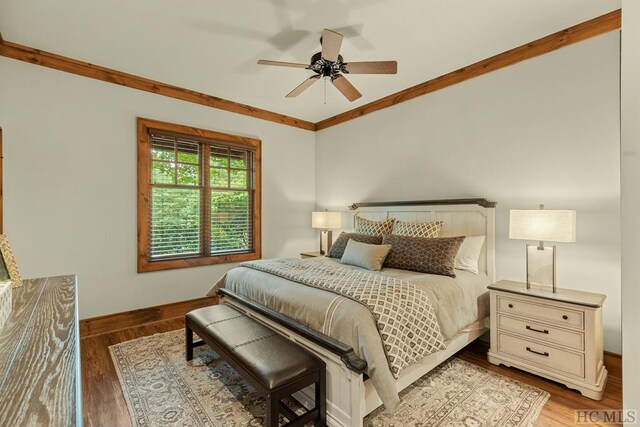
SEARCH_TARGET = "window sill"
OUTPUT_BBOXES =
[137,251,261,273]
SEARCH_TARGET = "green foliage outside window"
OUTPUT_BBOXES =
[150,144,251,258]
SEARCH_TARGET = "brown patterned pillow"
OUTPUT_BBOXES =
[392,221,443,238]
[382,234,465,277]
[354,214,395,235]
[327,232,383,259]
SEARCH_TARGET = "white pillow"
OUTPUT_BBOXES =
[340,239,392,271]
[454,236,485,274]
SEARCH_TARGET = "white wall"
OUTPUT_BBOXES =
[316,32,622,352]
[0,26,624,356]
[0,58,316,319]
[621,0,640,411]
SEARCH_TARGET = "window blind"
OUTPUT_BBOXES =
[148,131,254,260]
[210,145,253,255]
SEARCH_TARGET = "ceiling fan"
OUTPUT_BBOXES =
[258,29,397,102]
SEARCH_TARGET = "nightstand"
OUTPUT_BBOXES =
[487,280,607,400]
[300,251,323,259]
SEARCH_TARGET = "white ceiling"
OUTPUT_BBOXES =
[0,0,620,123]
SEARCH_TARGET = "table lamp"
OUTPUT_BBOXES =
[509,205,576,292]
[312,210,342,255]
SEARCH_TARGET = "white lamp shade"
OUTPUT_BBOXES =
[509,209,576,242]
[312,211,342,229]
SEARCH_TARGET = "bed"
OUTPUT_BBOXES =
[207,199,496,427]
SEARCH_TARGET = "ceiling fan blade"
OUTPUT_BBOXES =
[321,29,343,62]
[258,60,309,69]
[286,75,321,98]
[343,61,397,74]
[332,75,362,102]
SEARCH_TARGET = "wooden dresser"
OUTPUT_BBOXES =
[0,275,81,426]
[488,280,607,400]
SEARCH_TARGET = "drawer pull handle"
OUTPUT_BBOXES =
[562,315,569,320]
[526,347,549,357]
[508,304,514,308]
[526,325,549,334]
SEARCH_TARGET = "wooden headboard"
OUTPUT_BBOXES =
[348,199,496,281]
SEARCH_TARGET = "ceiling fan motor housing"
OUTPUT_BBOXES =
[310,52,346,78]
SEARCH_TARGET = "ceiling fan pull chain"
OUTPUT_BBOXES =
[324,77,327,105]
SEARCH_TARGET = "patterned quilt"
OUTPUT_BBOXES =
[240,258,446,378]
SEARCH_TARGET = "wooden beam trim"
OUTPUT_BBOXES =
[315,9,621,131]
[0,10,621,133]
[0,40,316,131]
[79,296,217,338]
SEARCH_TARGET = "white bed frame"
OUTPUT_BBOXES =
[222,199,496,426]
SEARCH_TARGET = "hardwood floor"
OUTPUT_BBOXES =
[81,318,622,427]
[82,318,184,427]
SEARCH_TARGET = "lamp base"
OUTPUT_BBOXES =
[526,244,557,292]
[319,230,333,255]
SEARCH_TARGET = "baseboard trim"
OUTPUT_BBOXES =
[603,351,621,379]
[79,296,217,338]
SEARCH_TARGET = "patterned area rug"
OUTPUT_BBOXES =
[110,330,549,427]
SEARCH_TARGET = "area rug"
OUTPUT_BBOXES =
[110,330,549,427]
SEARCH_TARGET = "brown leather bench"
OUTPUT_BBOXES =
[186,304,326,427]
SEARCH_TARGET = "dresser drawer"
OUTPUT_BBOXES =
[497,295,584,329]
[497,332,585,378]
[497,314,584,351]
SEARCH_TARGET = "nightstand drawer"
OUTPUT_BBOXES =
[497,314,584,350]
[497,332,585,378]
[497,295,584,329]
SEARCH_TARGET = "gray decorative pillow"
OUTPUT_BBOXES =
[340,240,392,271]
[392,221,443,238]
[354,214,395,235]
[327,232,383,259]
[382,234,465,277]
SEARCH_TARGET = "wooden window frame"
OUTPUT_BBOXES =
[137,118,262,273]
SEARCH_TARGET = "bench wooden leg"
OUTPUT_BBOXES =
[186,325,194,361]
[315,369,326,427]
[266,392,280,427]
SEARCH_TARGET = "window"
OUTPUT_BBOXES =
[137,118,261,272]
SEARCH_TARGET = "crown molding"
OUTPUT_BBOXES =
[0,38,315,131]
[0,9,621,133]
[315,9,621,131]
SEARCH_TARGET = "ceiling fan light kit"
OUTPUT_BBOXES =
[258,28,397,102]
